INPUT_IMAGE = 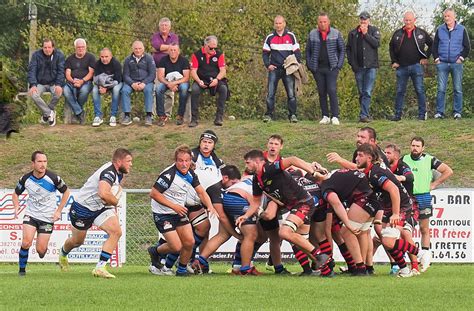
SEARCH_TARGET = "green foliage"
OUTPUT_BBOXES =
[1,0,472,123]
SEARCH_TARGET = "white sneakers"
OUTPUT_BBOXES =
[148,264,174,276]
[397,266,414,278]
[319,116,330,124]
[109,116,117,127]
[319,116,340,125]
[92,116,103,127]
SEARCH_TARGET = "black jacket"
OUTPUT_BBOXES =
[346,25,381,71]
[389,27,433,64]
[27,48,65,86]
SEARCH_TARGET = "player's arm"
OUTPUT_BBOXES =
[326,152,357,169]
[236,194,262,228]
[382,180,400,227]
[280,156,314,174]
[260,200,278,221]
[325,192,360,235]
[431,163,453,190]
[98,180,120,207]
[195,185,219,218]
[12,192,20,220]
[372,210,384,238]
[53,188,70,222]
[150,187,187,216]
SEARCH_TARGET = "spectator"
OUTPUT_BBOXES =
[151,17,180,119]
[121,40,156,126]
[433,8,471,120]
[27,38,65,126]
[389,11,432,121]
[262,15,301,123]
[190,35,228,127]
[306,12,345,125]
[155,44,190,126]
[64,38,95,125]
[346,12,381,123]
[91,48,122,127]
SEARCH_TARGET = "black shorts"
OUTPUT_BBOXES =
[23,215,53,234]
[288,198,316,223]
[259,217,280,231]
[153,213,190,233]
[224,205,257,226]
[311,199,328,223]
[187,204,205,213]
[207,182,223,204]
[69,201,108,231]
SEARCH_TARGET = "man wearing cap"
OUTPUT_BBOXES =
[346,12,380,123]
[389,11,433,121]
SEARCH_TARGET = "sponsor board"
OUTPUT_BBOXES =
[0,190,126,266]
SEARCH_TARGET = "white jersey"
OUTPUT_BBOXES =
[226,176,253,194]
[193,153,222,190]
[151,164,201,215]
[74,162,122,211]
[15,170,68,223]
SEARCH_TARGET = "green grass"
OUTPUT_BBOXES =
[1,263,473,310]
[1,119,473,188]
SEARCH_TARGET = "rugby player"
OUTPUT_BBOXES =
[356,143,429,278]
[59,148,132,279]
[12,151,70,276]
[402,137,453,272]
[148,145,215,276]
[240,150,330,275]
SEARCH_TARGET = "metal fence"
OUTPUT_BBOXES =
[124,189,157,265]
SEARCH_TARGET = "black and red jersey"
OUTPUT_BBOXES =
[364,163,412,212]
[252,159,311,206]
[389,159,414,196]
[320,169,372,204]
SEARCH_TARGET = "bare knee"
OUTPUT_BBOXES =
[108,227,123,240]
[21,240,33,249]
[168,240,183,253]
[181,235,195,250]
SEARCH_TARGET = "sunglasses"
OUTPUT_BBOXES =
[208,46,217,51]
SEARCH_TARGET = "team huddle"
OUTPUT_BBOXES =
[13,127,453,278]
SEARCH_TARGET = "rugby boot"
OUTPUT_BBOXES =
[92,267,116,279]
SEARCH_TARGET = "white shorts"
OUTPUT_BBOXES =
[93,209,117,227]
[381,227,401,239]
[348,219,373,231]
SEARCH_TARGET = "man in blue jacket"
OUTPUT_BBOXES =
[27,39,65,126]
[121,40,156,126]
[433,8,471,120]
[306,12,345,126]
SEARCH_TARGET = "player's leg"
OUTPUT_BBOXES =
[188,207,210,261]
[90,210,121,278]
[59,227,87,271]
[193,222,231,274]
[238,223,259,275]
[175,223,195,276]
[18,222,37,276]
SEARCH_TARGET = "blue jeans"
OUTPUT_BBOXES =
[394,63,426,119]
[121,83,154,113]
[355,68,377,118]
[314,68,339,118]
[265,68,297,118]
[63,81,93,115]
[92,83,122,117]
[155,82,189,117]
[436,62,463,115]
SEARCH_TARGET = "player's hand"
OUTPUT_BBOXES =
[347,224,361,235]
[207,205,220,219]
[389,213,400,227]
[326,152,342,164]
[53,210,61,222]
[198,80,207,88]
[173,204,188,216]
[392,63,400,69]
[235,216,248,229]
[267,65,276,71]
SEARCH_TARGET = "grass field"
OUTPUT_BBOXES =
[1,263,473,310]
[0,119,473,188]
